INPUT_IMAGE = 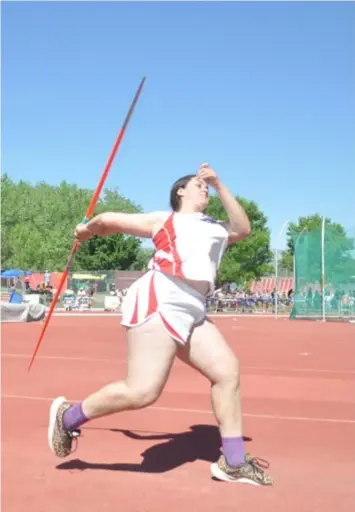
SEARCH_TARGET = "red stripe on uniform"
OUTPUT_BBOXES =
[159,312,186,344]
[165,214,183,277]
[130,291,139,325]
[152,229,167,250]
[152,214,184,278]
[146,273,158,317]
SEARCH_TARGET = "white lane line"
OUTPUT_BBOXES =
[2,393,355,424]
[2,353,355,375]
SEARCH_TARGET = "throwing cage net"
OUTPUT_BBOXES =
[291,222,355,321]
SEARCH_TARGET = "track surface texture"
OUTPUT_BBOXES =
[2,316,355,511]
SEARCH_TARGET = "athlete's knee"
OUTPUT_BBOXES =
[128,383,163,408]
[99,381,162,411]
[213,357,241,389]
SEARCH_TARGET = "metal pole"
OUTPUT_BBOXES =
[275,247,279,319]
[275,220,290,320]
[321,216,326,322]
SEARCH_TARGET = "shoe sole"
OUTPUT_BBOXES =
[210,463,261,485]
[48,396,67,453]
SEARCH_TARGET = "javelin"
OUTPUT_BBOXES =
[28,76,147,371]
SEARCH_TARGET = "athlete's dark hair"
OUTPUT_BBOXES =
[169,174,196,211]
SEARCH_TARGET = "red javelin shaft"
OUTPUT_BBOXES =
[28,77,146,371]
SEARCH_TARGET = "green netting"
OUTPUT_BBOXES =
[291,225,355,321]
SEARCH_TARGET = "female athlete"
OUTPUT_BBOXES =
[48,163,273,486]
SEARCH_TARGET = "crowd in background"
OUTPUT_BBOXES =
[206,283,294,313]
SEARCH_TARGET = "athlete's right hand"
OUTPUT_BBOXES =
[74,224,92,243]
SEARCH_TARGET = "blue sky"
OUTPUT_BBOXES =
[2,1,355,249]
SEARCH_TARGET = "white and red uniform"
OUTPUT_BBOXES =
[121,212,229,344]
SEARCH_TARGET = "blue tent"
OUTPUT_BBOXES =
[0,269,32,278]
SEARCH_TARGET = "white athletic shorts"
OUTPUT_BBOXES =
[121,270,206,345]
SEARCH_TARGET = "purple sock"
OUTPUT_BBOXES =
[62,402,89,431]
[221,437,245,467]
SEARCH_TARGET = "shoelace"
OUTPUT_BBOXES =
[248,457,270,471]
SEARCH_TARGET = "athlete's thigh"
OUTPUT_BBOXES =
[177,318,239,384]
[126,314,178,391]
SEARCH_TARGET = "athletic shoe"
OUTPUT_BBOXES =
[210,454,273,485]
[48,396,81,457]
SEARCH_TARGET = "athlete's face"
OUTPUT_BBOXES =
[179,177,209,211]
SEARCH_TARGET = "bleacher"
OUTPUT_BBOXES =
[250,277,294,294]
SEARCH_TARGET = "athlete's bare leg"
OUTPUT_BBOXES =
[48,315,177,457]
[177,318,242,438]
[177,318,273,485]
[81,315,177,418]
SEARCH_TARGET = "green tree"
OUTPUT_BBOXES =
[75,234,141,271]
[1,174,143,271]
[130,247,155,271]
[205,195,273,284]
[286,215,347,253]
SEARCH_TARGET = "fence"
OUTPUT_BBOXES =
[290,223,355,321]
[3,266,296,314]
[55,270,144,310]
[5,234,354,320]
[1,270,144,311]
[3,269,294,315]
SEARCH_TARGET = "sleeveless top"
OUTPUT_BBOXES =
[148,212,229,296]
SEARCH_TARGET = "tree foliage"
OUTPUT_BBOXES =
[1,174,143,271]
[130,247,155,271]
[205,195,273,284]
[2,174,276,283]
[286,215,348,254]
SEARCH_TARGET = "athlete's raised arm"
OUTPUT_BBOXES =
[197,164,251,244]
[74,211,167,242]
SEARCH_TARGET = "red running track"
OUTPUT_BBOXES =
[2,316,355,511]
